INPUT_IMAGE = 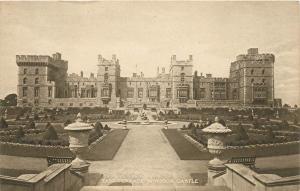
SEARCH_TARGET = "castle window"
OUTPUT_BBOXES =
[181,66,184,71]
[251,69,254,75]
[166,88,172,98]
[22,87,28,97]
[127,88,134,98]
[262,79,265,83]
[34,87,39,97]
[105,67,108,71]
[35,78,39,84]
[138,88,143,98]
[23,77,27,84]
[48,87,52,97]
[262,69,265,75]
[35,68,39,75]
[24,68,27,74]
[251,78,254,83]
[180,73,185,82]
[104,73,108,82]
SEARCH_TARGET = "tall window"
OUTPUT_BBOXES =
[22,87,28,97]
[251,78,254,83]
[34,87,39,97]
[138,88,143,98]
[35,78,39,84]
[181,66,184,71]
[35,68,39,74]
[127,88,134,98]
[166,88,172,98]
[24,68,27,74]
[105,67,108,71]
[262,69,265,75]
[180,73,185,82]
[23,77,27,84]
[251,69,254,75]
[262,79,266,83]
[48,87,52,97]
[104,73,108,82]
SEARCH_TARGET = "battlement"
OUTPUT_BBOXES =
[236,48,275,62]
[16,55,51,63]
[98,54,119,65]
[171,55,193,65]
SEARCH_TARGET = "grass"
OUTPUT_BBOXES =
[162,129,211,160]
[82,129,129,160]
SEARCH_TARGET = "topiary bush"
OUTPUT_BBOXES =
[64,119,72,127]
[104,124,111,130]
[236,123,249,141]
[0,117,8,128]
[43,122,58,140]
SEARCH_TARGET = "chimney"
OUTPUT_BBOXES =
[171,55,176,62]
[247,48,258,55]
[80,71,83,77]
[189,55,193,61]
[157,67,159,75]
[200,72,203,77]
[162,67,165,74]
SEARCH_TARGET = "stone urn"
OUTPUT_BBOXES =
[202,116,232,185]
[65,113,94,173]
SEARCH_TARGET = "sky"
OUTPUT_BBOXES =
[0,1,299,105]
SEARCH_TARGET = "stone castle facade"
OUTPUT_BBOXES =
[16,48,278,109]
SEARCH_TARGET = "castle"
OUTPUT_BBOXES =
[16,48,280,109]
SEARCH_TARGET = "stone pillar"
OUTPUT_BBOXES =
[202,117,232,185]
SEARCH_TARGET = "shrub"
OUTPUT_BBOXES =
[266,127,275,140]
[44,113,48,120]
[281,120,289,129]
[15,115,20,121]
[95,121,103,130]
[236,123,249,141]
[181,125,187,130]
[294,118,298,125]
[34,113,39,120]
[219,119,226,126]
[26,120,35,129]
[104,124,111,130]
[15,127,25,141]
[43,122,58,140]
[0,117,8,128]
[187,122,195,129]
[64,119,72,127]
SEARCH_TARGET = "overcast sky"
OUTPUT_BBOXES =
[0,1,299,105]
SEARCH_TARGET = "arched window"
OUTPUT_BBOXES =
[262,69,265,75]
[23,77,27,84]
[180,73,185,82]
[24,68,27,74]
[35,68,39,75]
[251,69,254,75]
[251,78,254,83]
[35,78,39,84]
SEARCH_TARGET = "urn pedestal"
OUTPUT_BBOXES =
[65,113,93,174]
[202,117,232,185]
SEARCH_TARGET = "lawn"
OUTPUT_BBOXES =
[162,129,212,160]
[82,129,129,160]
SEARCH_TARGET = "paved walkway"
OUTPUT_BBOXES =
[89,123,207,186]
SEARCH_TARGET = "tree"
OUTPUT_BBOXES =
[104,124,111,130]
[64,119,72,127]
[43,122,58,140]
[188,122,195,129]
[236,123,249,141]
[281,120,289,129]
[0,117,8,128]
[294,117,298,125]
[4,94,17,106]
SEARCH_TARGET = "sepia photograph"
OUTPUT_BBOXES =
[0,1,299,191]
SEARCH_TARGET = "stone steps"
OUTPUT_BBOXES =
[81,185,230,191]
